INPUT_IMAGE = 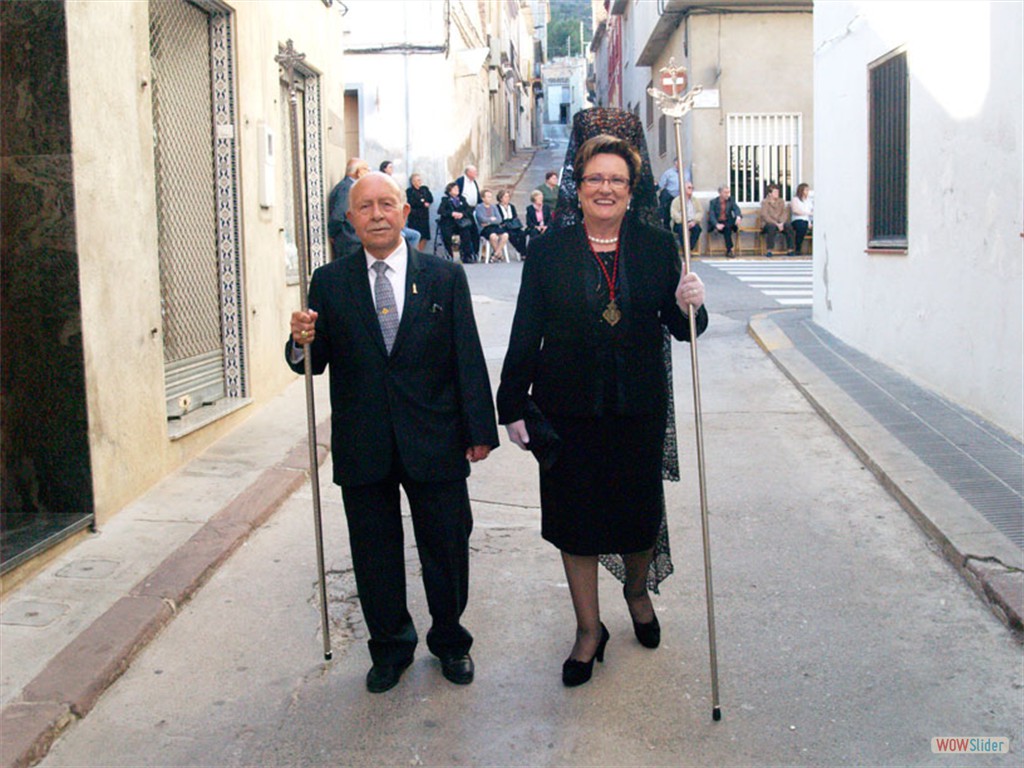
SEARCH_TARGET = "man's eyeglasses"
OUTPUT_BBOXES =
[580,175,630,191]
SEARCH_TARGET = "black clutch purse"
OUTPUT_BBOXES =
[522,398,561,471]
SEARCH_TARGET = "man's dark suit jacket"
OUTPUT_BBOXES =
[497,219,708,425]
[708,196,742,227]
[288,244,498,486]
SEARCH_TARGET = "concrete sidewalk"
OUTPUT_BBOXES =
[749,309,1023,633]
[0,375,333,768]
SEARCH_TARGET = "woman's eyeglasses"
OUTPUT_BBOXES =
[580,175,630,190]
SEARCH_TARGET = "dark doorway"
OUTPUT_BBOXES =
[1,1,94,574]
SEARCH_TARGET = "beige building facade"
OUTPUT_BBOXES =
[1,0,347,582]
[592,0,813,221]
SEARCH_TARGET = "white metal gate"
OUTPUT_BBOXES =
[150,0,245,420]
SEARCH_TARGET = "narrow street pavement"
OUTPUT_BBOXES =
[7,143,1022,767]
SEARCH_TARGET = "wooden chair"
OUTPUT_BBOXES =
[737,211,764,256]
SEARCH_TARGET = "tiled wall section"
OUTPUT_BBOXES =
[1,0,94,569]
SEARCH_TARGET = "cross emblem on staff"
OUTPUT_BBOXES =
[647,57,703,119]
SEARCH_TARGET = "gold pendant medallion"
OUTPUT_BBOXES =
[602,300,622,326]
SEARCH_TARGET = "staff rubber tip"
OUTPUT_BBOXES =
[712,706,722,721]
[324,650,333,661]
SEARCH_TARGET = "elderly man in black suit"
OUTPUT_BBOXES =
[288,172,499,693]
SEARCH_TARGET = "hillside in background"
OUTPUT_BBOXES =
[547,0,592,58]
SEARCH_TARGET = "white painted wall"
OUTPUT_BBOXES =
[618,0,655,116]
[813,0,1023,438]
[342,0,528,194]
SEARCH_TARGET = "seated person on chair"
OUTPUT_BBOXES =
[670,181,703,254]
[760,183,795,257]
[791,183,813,254]
[438,182,478,262]
[496,189,527,256]
[475,189,509,263]
[708,185,742,257]
[525,189,552,242]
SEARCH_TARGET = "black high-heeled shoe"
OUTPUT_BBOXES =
[562,623,610,687]
[624,586,661,649]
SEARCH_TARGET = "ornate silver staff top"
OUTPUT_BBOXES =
[647,57,703,119]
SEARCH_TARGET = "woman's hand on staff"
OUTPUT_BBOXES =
[506,420,531,450]
[291,310,318,345]
[675,272,705,313]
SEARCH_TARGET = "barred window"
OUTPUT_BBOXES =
[727,113,801,204]
[869,49,908,248]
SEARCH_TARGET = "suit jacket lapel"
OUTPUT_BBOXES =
[390,243,424,357]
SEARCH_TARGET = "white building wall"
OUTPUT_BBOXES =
[617,0,656,115]
[814,0,1023,437]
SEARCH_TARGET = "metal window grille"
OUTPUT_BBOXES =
[869,50,908,247]
[150,0,224,418]
[645,79,653,127]
[727,113,801,204]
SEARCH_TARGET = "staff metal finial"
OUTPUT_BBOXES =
[275,39,307,96]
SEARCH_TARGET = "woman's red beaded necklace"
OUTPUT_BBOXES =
[584,223,622,326]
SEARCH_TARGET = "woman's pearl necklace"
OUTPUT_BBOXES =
[588,235,619,244]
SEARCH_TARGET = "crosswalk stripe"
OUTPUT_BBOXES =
[699,259,813,307]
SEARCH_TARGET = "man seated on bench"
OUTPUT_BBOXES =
[708,185,742,258]
[670,181,703,254]
[760,183,795,257]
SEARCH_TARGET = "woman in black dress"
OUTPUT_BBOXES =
[437,181,478,261]
[406,173,433,251]
[497,130,708,687]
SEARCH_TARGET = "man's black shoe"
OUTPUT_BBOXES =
[440,653,474,685]
[366,657,413,693]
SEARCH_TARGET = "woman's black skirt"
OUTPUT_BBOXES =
[539,413,664,556]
